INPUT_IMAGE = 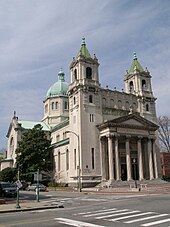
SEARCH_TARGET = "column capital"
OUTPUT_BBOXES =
[99,136,106,141]
[126,135,131,140]
[106,134,114,139]
[112,133,120,138]
[148,135,156,140]
[138,136,143,140]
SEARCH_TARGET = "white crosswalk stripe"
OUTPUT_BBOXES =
[108,212,154,222]
[125,213,169,224]
[141,218,170,226]
[96,210,140,219]
[75,207,170,226]
[77,208,117,215]
[55,218,106,227]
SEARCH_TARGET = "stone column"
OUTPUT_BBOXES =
[126,136,132,181]
[115,136,120,180]
[153,139,158,179]
[148,138,154,180]
[138,137,144,180]
[100,137,106,180]
[108,135,114,181]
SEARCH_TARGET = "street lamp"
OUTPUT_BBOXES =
[133,158,137,188]
[15,165,21,209]
[66,130,81,192]
[36,169,40,202]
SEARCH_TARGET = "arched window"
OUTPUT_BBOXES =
[102,98,106,106]
[45,104,48,113]
[146,104,149,111]
[118,100,122,109]
[133,102,137,110]
[129,81,134,93]
[89,95,93,103]
[86,67,92,79]
[55,102,58,109]
[110,99,114,107]
[64,101,68,109]
[142,79,147,90]
[52,102,54,110]
[74,69,77,80]
[91,148,95,169]
[125,101,129,109]
[10,137,14,157]
[58,151,60,171]
[73,97,76,105]
[56,135,60,142]
[66,149,69,170]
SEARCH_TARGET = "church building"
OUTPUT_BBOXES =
[1,38,161,187]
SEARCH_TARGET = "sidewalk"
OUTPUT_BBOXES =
[0,199,64,213]
[0,183,170,213]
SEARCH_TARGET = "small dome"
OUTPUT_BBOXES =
[46,69,69,98]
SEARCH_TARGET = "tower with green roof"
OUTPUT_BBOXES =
[67,38,102,179]
[42,69,69,126]
[69,37,100,88]
[124,53,156,121]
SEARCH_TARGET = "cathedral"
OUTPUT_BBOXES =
[1,38,162,187]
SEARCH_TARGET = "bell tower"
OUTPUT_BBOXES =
[124,53,157,122]
[68,38,102,183]
[70,37,100,88]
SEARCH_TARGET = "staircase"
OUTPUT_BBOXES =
[95,179,170,193]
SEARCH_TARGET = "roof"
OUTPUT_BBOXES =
[76,37,91,59]
[46,69,69,98]
[18,120,50,131]
[129,52,143,73]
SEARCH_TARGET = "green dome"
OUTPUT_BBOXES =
[46,69,69,98]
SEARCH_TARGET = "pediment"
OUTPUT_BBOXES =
[97,113,158,131]
[119,119,144,126]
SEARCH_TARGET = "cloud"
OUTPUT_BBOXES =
[0,0,170,147]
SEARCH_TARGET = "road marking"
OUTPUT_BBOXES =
[97,210,140,219]
[55,218,106,227]
[82,208,119,217]
[77,208,118,215]
[125,213,169,223]
[141,218,170,226]
[108,212,154,221]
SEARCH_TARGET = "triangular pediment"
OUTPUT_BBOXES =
[97,113,158,131]
[119,118,144,126]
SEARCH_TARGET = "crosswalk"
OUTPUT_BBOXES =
[43,194,146,204]
[74,207,170,226]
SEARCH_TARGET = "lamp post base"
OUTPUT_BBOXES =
[15,204,21,209]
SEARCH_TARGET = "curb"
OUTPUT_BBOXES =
[0,204,64,214]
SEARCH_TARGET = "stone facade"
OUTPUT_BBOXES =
[1,38,162,187]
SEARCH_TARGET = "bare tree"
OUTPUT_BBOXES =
[157,116,170,153]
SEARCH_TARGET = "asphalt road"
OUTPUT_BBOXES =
[1,191,170,227]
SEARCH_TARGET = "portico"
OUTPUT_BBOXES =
[97,113,159,182]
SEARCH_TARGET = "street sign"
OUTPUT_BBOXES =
[34,173,42,181]
[15,180,22,189]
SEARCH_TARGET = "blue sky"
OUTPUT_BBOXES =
[0,0,170,149]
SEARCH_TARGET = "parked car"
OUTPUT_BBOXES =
[27,183,47,191]
[0,182,17,197]
[20,181,29,190]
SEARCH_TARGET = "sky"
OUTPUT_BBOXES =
[0,0,170,149]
